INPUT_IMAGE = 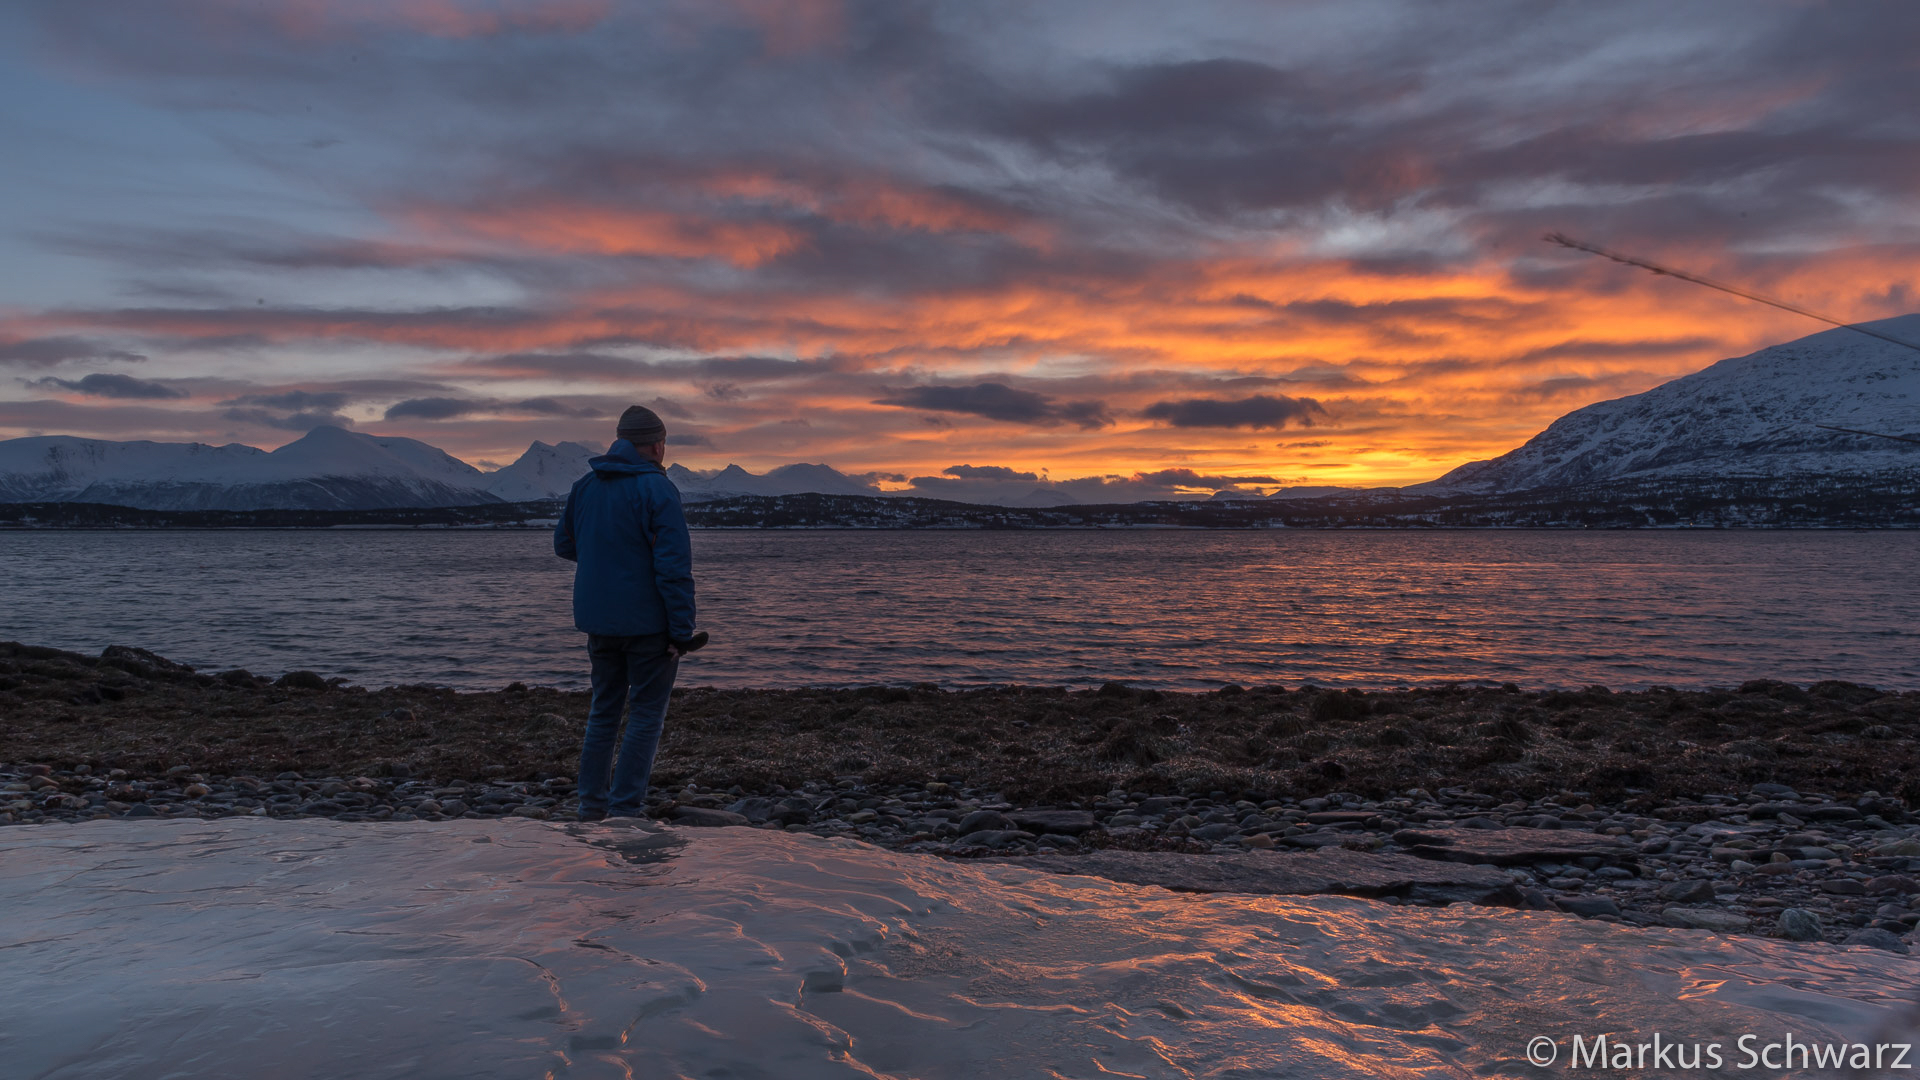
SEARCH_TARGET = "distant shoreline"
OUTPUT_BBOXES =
[3,481,1919,531]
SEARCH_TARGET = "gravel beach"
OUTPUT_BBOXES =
[4,640,1917,950]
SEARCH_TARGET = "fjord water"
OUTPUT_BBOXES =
[1,529,1915,691]
[4,819,1912,1080]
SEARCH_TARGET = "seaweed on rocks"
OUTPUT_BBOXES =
[3,641,1918,807]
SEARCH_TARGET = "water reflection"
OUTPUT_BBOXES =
[0,529,1914,690]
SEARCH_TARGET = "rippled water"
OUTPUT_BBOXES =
[3,819,1913,1079]
[1,529,1915,691]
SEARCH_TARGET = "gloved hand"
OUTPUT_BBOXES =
[669,630,709,657]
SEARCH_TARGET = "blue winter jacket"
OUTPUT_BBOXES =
[553,440,696,639]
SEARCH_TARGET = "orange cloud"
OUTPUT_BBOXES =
[700,168,1044,239]
[27,239,1920,486]
[403,203,807,266]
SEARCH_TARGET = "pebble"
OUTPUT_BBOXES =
[1658,879,1717,904]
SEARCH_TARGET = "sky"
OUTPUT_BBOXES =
[2,1,1918,498]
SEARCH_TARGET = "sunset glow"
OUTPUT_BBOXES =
[3,1,1917,493]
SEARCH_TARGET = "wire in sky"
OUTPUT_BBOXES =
[1545,232,1920,446]
[1543,232,1920,355]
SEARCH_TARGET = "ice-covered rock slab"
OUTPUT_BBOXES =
[1393,825,1632,865]
[1017,847,1520,905]
[2,819,1913,1079]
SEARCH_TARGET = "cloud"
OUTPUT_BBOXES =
[1141,394,1327,430]
[872,382,1113,429]
[943,464,1039,482]
[516,396,603,417]
[1508,372,1665,402]
[668,431,713,447]
[384,395,602,420]
[220,389,352,411]
[904,463,1279,505]
[29,373,187,399]
[223,407,356,431]
[1132,468,1278,488]
[12,3,1920,484]
[0,337,147,369]
[472,351,651,378]
[99,0,615,44]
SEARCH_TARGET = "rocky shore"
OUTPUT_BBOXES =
[4,641,1918,951]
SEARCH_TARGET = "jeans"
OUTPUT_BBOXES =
[579,633,679,817]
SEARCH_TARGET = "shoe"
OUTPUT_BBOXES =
[577,808,608,822]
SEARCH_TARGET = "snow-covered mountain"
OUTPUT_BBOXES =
[482,440,598,501]
[667,462,880,501]
[1416,316,1920,495]
[0,426,502,510]
[0,429,905,510]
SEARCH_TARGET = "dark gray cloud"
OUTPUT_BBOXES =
[872,382,1112,429]
[1142,394,1326,430]
[1134,468,1278,488]
[1514,338,1717,363]
[385,397,478,421]
[223,407,355,431]
[0,337,147,369]
[384,396,602,421]
[29,372,186,399]
[943,464,1039,482]
[516,397,604,418]
[31,3,1920,274]
[1508,372,1662,402]
[905,462,1279,505]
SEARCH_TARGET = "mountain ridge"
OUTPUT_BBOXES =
[1415,315,1920,495]
[3,315,1917,511]
[0,427,502,511]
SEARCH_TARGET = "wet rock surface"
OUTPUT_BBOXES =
[1390,826,1631,866]
[4,641,1920,948]
[1016,848,1517,905]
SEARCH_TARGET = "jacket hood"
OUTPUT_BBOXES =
[588,439,665,476]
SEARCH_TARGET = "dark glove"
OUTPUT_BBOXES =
[669,630,709,657]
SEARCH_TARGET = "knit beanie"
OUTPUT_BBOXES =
[616,404,667,445]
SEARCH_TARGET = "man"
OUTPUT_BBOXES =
[554,404,698,822]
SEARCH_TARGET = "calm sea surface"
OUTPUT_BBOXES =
[1,529,1914,691]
